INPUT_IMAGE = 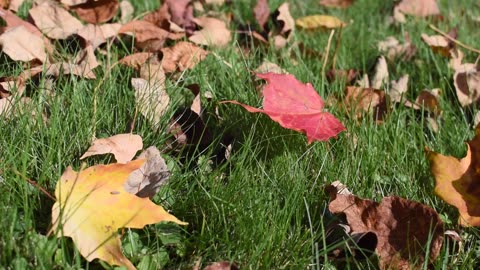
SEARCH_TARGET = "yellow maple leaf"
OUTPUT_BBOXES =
[295,15,347,29]
[50,159,187,269]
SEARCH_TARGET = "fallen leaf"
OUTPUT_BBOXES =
[254,0,269,30]
[72,0,119,24]
[326,69,358,85]
[255,60,287,75]
[189,17,231,47]
[119,52,153,70]
[161,41,209,73]
[377,35,416,61]
[406,88,441,116]
[319,0,355,8]
[124,146,170,198]
[119,20,170,43]
[296,15,347,29]
[389,74,409,104]
[421,29,457,57]
[0,7,44,38]
[77,23,121,49]
[80,134,143,163]
[454,65,480,107]
[343,86,388,122]
[0,26,47,62]
[29,1,83,39]
[164,0,194,30]
[427,125,480,226]
[329,192,444,270]
[371,56,389,89]
[224,73,346,143]
[119,0,134,23]
[394,0,440,23]
[51,160,187,269]
[271,3,294,49]
[6,0,23,12]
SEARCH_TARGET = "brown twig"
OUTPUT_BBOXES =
[331,26,343,70]
[13,169,56,201]
[428,24,480,54]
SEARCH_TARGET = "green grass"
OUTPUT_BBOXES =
[2,0,480,269]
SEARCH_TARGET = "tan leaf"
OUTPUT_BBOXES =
[421,32,456,57]
[276,3,294,35]
[255,60,287,75]
[254,0,269,30]
[377,35,416,61]
[296,15,347,29]
[371,56,389,89]
[389,74,409,104]
[119,20,169,44]
[329,193,444,270]
[61,0,88,5]
[161,41,208,73]
[29,1,83,39]
[0,26,47,62]
[0,7,44,37]
[118,52,153,70]
[72,0,119,24]
[80,134,142,163]
[343,86,388,122]
[8,0,25,12]
[319,0,355,8]
[77,23,121,49]
[454,66,480,107]
[394,0,440,22]
[119,0,134,23]
[124,146,169,198]
[189,17,231,47]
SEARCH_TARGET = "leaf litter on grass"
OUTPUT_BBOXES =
[2,0,480,268]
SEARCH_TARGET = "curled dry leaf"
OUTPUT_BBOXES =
[51,160,187,269]
[427,125,480,226]
[124,146,170,198]
[272,3,294,48]
[161,41,209,73]
[80,133,143,163]
[0,7,43,38]
[118,52,153,70]
[189,17,231,47]
[224,73,346,144]
[343,86,388,122]
[454,65,480,107]
[377,36,416,61]
[319,0,355,8]
[389,74,409,104]
[328,192,444,270]
[29,1,83,39]
[255,60,287,75]
[295,15,347,29]
[421,29,457,57]
[119,20,170,43]
[405,88,441,116]
[371,56,389,89]
[0,26,47,62]
[72,0,119,24]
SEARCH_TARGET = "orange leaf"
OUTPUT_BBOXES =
[427,125,480,226]
[223,73,345,143]
[51,160,187,269]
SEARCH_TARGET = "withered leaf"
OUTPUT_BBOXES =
[329,192,444,270]
[80,133,143,163]
[0,26,47,63]
[254,0,269,30]
[189,17,231,47]
[29,1,83,39]
[161,41,209,73]
[72,0,119,24]
[77,23,121,49]
[454,65,480,107]
[296,15,347,29]
[343,86,388,122]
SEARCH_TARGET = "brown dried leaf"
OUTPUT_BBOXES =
[454,66,480,107]
[0,26,47,62]
[8,0,25,12]
[329,193,444,270]
[326,69,358,85]
[421,30,457,57]
[255,60,287,75]
[394,0,440,23]
[118,52,153,70]
[189,17,231,47]
[389,74,409,104]
[0,7,43,37]
[377,36,416,61]
[77,23,121,49]
[254,0,269,30]
[119,20,170,51]
[119,0,134,23]
[80,133,142,163]
[319,0,355,8]
[161,41,208,73]
[124,146,170,198]
[72,0,119,24]
[29,1,83,39]
[343,86,388,122]
[371,56,389,89]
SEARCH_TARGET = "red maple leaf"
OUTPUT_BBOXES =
[224,73,345,143]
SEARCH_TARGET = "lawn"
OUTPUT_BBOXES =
[1,0,480,269]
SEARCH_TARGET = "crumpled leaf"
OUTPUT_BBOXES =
[189,17,231,47]
[71,0,119,24]
[343,86,388,122]
[119,20,170,43]
[329,191,444,270]
[319,0,355,8]
[427,125,480,226]
[377,35,416,61]
[371,55,389,89]
[389,74,409,104]
[51,160,187,269]
[421,29,457,57]
[255,60,287,75]
[29,1,84,39]
[224,73,345,144]
[0,26,47,62]
[0,7,44,38]
[296,15,347,29]
[77,23,121,49]
[119,52,153,70]
[272,3,294,49]
[161,41,209,73]
[124,146,170,198]
[80,133,143,163]
[454,64,480,107]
